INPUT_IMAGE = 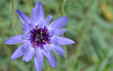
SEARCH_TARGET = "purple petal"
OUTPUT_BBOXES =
[47,51,56,68]
[55,29,66,36]
[23,47,35,62]
[31,8,38,24]
[50,37,59,45]
[16,10,31,24]
[42,49,48,57]
[35,1,45,20]
[22,24,29,33]
[43,43,50,51]
[50,44,65,57]
[31,1,45,24]
[42,50,56,68]
[48,16,68,30]
[48,30,55,36]
[56,36,75,45]
[5,35,26,45]
[44,15,52,26]
[22,33,30,39]
[34,47,44,71]
[27,23,35,30]
[38,20,44,28]
[11,42,31,60]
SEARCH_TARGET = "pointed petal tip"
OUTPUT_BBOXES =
[61,54,65,57]
[4,35,26,45]
[64,29,67,31]
[15,9,20,13]
[44,15,53,26]
[73,41,76,44]
[11,58,14,60]
[11,59,15,60]
[63,53,66,57]
[49,15,52,18]
[33,0,45,22]
[5,39,12,45]
[11,52,18,60]
[11,56,15,60]
[63,16,68,21]
[63,55,65,57]
[4,40,8,44]
[15,9,18,11]
[56,36,75,45]
[5,39,13,45]
[4,39,12,45]
[35,1,42,8]
[36,1,42,5]
[15,9,31,24]
[65,16,68,23]
[48,16,68,30]
[70,40,76,44]
[52,65,56,68]
[36,1,41,3]
[51,44,66,57]
[23,59,29,63]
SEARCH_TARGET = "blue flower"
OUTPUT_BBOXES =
[5,1,75,71]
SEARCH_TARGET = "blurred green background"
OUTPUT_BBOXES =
[0,0,113,71]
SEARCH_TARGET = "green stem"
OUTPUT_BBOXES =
[62,0,66,16]
[10,0,17,35]
[1,29,15,71]
[23,0,31,17]
[70,0,94,69]
[56,4,62,16]
[62,34,68,71]
[62,0,68,71]
[10,0,28,71]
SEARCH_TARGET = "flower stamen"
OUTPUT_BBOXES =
[47,42,50,45]
[42,40,46,42]
[42,40,50,45]
[33,42,37,47]
[35,27,39,30]
[30,26,50,47]
[40,29,42,34]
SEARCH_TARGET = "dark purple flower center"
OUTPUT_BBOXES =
[30,26,50,47]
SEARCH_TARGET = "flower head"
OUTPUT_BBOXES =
[5,1,75,71]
